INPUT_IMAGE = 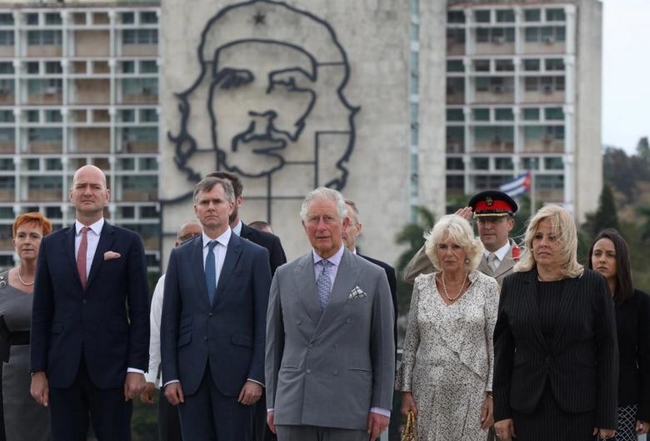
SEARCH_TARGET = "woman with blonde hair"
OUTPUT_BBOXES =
[493,205,618,441]
[400,214,499,440]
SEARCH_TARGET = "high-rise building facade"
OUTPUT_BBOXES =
[442,0,602,221]
[0,1,161,268]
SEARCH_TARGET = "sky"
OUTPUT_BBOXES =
[601,0,650,154]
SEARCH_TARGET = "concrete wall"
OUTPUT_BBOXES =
[159,0,432,269]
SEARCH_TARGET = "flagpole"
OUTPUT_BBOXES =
[530,169,536,214]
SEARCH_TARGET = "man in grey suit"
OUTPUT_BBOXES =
[265,187,395,441]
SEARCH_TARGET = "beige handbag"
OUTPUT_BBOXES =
[401,411,417,441]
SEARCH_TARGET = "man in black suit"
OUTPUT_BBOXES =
[207,172,286,275]
[342,199,398,347]
[30,165,150,440]
[207,171,286,441]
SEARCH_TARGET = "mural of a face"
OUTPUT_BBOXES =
[169,0,358,213]
[210,42,317,177]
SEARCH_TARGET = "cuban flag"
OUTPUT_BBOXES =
[499,172,531,198]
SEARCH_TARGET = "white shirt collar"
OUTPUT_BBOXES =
[203,228,232,249]
[484,241,511,262]
[232,220,243,236]
[75,218,104,235]
[312,244,345,267]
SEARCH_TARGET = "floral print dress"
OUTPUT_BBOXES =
[400,271,499,441]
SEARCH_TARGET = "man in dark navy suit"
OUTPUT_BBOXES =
[342,199,398,347]
[161,177,271,441]
[30,165,150,441]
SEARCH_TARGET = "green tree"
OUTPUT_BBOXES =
[588,184,619,237]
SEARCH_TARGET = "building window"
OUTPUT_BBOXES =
[495,157,514,170]
[544,157,564,170]
[27,79,63,95]
[122,61,136,74]
[523,59,540,71]
[45,61,62,74]
[0,62,13,74]
[495,59,514,72]
[26,158,39,171]
[546,8,566,22]
[0,128,14,142]
[447,60,464,73]
[123,29,158,45]
[0,80,11,96]
[447,28,466,46]
[524,9,541,22]
[544,107,564,120]
[140,60,158,74]
[121,12,135,24]
[472,157,490,170]
[446,126,464,151]
[45,206,62,218]
[141,11,158,24]
[140,206,158,218]
[446,175,464,191]
[27,110,39,122]
[545,58,565,71]
[447,11,465,24]
[139,157,158,170]
[123,127,157,142]
[28,128,62,142]
[121,109,136,122]
[475,126,514,143]
[28,176,62,190]
[122,78,158,95]
[477,27,515,44]
[523,108,540,121]
[475,77,490,92]
[119,158,135,170]
[123,175,157,191]
[140,108,158,122]
[496,10,515,23]
[545,125,565,140]
[446,157,464,170]
[27,30,62,46]
[45,110,62,123]
[26,62,39,74]
[446,109,464,122]
[26,13,38,25]
[0,31,14,46]
[495,108,514,121]
[0,14,14,26]
[475,10,490,23]
[537,174,564,189]
[473,108,490,121]
[0,176,14,189]
[0,158,14,170]
[474,59,490,72]
[45,158,62,170]
[44,13,62,25]
[0,110,14,123]
[119,206,135,218]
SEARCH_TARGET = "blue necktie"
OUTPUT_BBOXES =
[205,241,217,305]
[317,260,333,311]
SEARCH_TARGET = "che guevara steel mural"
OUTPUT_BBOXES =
[167,0,358,221]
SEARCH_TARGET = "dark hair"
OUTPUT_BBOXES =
[587,228,633,304]
[206,171,243,198]
[13,212,52,237]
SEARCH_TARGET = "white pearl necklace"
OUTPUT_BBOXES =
[441,271,467,302]
[17,267,34,286]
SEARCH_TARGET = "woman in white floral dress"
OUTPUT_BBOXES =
[400,214,499,441]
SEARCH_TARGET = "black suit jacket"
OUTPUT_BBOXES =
[493,269,618,429]
[358,254,398,348]
[240,223,286,275]
[616,289,650,421]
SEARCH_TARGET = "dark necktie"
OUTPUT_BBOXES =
[77,226,90,289]
[317,260,333,311]
[205,241,217,305]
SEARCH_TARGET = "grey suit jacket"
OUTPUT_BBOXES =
[403,239,520,286]
[265,249,395,430]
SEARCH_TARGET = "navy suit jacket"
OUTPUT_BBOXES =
[30,222,150,389]
[161,233,271,397]
[358,254,398,348]
[240,223,286,275]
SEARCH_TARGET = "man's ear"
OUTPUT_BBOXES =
[236,195,244,206]
[357,221,364,235]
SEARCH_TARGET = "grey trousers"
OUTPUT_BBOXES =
[276,425,368,441]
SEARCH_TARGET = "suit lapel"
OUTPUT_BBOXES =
[189,238,210,309]
[521,270,548,351]
[479,257,493,277]
[65,226,82,288]
[294,253,321,325]
[549,276,580,352]
[315,250,358,334]
[86,223,115,289]
[214,234,243,307]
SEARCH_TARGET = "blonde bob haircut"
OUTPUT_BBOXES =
[424,214,484,271]
[514,204,584,278]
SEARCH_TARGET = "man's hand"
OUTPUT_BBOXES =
[238,380,263,405]
[124,372,146,401]
[367,413,389,441]
[593,427,616,439]
[267,410,276,434]
[30,371,49,407]
[164,382,185,406]
[455,206,473,220]
[139,381,156,404]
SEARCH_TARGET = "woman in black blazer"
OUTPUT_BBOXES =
[589,228,650,441]
[493,205,618,441]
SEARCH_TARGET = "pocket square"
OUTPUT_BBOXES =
[104,251,121,260]
[348,286,367,299]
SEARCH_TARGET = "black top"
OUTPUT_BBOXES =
[536,279,567,346]
[615,289,650,421]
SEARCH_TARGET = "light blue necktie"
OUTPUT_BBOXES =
[205,241,217,305]
[317,260,333,311]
